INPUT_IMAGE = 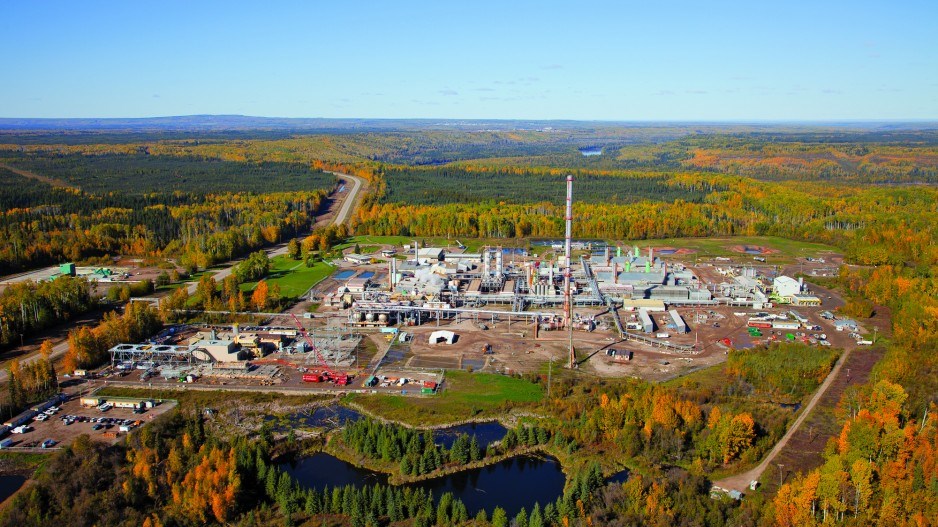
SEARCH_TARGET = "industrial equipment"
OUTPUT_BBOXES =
[290,314,352,385]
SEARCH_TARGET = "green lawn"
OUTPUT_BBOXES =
[95,387,327,410]
[345,370,543,426]
[239,256,334,300]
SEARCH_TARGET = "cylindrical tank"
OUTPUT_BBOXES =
[378,314,388,323]
[365,313,375,322]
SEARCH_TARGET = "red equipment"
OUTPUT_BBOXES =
[290,314,351,385]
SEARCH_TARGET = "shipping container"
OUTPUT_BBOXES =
[302,374,323,383]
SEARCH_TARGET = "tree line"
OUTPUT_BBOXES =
[0,275,94,349]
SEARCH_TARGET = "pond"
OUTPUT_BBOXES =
[433,421,507,450]
[283,452,566,517]
[0,475,27,503]
[334,270,356,280]
[579,147,603,156]
[264,405,361,432]
[606,468,630,484]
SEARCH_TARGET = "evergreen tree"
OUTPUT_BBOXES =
[470,435,482,461]
[276,471,293,513]
[265,468,278,499]
[543,502,558,524]
[492,506,509,527]
[529,503,544,527]
[536,427,549,445]
[305,490,319,515]
[513,507,529,527]
[452,500,469,524]
[436,492,453,526]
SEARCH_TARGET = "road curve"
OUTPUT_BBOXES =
[184,171,365,296]
[713,345,855,493]
[327,171,366,226]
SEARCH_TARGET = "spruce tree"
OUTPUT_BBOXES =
[491,506,509,527]
[514,507,529,527]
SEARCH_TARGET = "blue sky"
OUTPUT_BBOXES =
[2,1,936,120]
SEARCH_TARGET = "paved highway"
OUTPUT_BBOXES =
[183,172,365,296]
[1,172,366,382]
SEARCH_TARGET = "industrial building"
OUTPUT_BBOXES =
[772,275,803,302]
[668,309,688,333]
[638,309,655,333]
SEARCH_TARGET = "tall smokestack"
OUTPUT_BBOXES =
[564,175,575,369]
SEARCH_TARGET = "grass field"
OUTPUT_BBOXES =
[95,386,328,410]
[239,256,334,300]
[345,370,543,426]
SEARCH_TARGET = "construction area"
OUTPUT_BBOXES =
[71,176,861,390]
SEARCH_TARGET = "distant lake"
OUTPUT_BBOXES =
[579,147,603,156]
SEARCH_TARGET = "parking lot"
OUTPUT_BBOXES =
[3,395,176,449]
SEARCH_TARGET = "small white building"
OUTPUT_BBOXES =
[344,254,372,265]
[428,330,456,344]
[773,276,803,298]
[417,248,446,264]
[192,339,244,363]
[345,277,371,293]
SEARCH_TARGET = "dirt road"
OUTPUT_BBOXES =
[713,344,855,493]
[0,162,77,189]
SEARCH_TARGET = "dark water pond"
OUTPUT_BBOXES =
[606,468,630,484]
[282,452,565,517]
[0,475,27,503]
[433,421,507,450]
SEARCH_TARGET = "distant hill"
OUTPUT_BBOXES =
[1,115,934,132]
